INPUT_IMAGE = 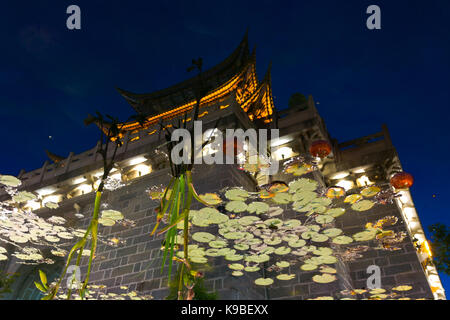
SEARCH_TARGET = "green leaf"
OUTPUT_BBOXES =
[34,281,47,293]
[38,270,48,288]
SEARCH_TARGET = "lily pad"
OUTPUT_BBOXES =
[101,210,124,221]
[225,200,247,213]
[352,230,377,242]
[247,201,269,215]
[344,194,363,204]
[288,239,306,248]
[311,234,329,243]
[267,206,283,217]
[315,215,334,224]
[326,208,346,218]
[272,193,292,204]
[192,232,215,243]
[254,278,274,286]
[351,200,375,212]
[276,261,290,268]
[228,263,244,270]
[225,188,249,201]
[0,175,21,187]
[360,186,381,198]
[277,274,296,281]
[232,271,244,277]
[322,228,343,238]
[289,178,318,193]
[98,217,116,226]
[312,273,337,284]
[13,191,37,203]
[199,193,222,205]
[332,235,354,245]
[300,264,317,271]
[274,246,291,255]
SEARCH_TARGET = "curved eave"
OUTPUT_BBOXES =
[117,58,258,132]
[117,32,250,114]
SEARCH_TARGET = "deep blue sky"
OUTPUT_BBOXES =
[1,1,449,296]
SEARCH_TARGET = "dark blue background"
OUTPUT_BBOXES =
[0,0,448,296]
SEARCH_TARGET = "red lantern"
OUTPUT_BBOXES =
[390,172,414,189]
[309,140,332,158]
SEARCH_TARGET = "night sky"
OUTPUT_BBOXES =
[1,1,449,295]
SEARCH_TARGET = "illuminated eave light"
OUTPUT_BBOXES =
[356,175,373,187]
[77,184,93,195]
[336,179,354,191]
[128,156,147,166]
[273,146,294,161]
[73,176,87,185]
[134,164,151,177]
[42,194,62,205]
[330,172,349,180]
[270,136,293,148]
[36,187,57,197]
[25,200,41,211]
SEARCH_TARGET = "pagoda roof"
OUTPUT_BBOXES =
[117,32,251,116]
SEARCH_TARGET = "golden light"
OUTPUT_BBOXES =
[77,184,93,195]
[134,164,152,177]
[42,194,62,205]
[128,156,147,166]
[73,176,87,185]
[421,240,432,258]
[24,200,41,211]
[356,175,373,187]
[336,179,354,191]
[330,172,350,180]
[35,187,56,197]
[273,146,294,161]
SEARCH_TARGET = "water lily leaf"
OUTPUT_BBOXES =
[244,266,260,272]
[369,288,386,294]
[0,253,8,261]
[352,230,377,241]
[232,271,244,277]
[101,210,124,221]
[283,219,302,229]
[326,208,346,218]
[322,228,343,238]
[225,254,243,261]
[267,206,283,217]
[320,266,337,274]
[192,232,215,243]
[272,193,292,204]
[312,273,337,283]
[45,202,59,209]
[274,246,291,255]
[282,234,299,242]
[288,239,306,248]
[247,254,270,263]
[190,256,208,264]
[332,235,354,245]
[208,240,228,248]
[238,216,260,226]
[13,191,36,203]
[0,247,6,254]
[228,263,244,270]
[313,247,333,256]
[315,215,334,224]
[301,231,319,240]
[326,187,346,199]
[254,278,274,286]
[310,296,334,300]
[392,285,413,291]
[289,178,318,193]
[360,186,381,198]
[233,243,249,251]
[223,231,249,240]
[276,274,296,280]
[0,175,22,187]
[351,200,375,212]
[98,217,116,226]
[316,255,337,264]
[311,234,329,243]
[198,193,222,205]
[276,261,290,268]
[292,190,317,203]
[264,237,282,246]
[205,248,221,257]
[264,218,282,227]
[225,188,249,201]
[225,200,247,213]
[247,201,269,215]
[344,194,362,204]
[300,264,317,271]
